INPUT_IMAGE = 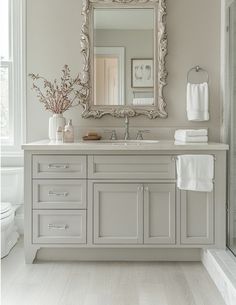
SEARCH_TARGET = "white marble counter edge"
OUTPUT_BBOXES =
[22,140,229,151]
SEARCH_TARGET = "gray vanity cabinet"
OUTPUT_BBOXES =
[180,190,214,244]
[93,183,143,244]
[144,184,176,244]
[23,144,228,263]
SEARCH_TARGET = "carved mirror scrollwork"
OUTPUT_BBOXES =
[80,0,168,119]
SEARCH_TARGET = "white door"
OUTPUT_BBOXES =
[144,184,176,244]
[94,47,125,106]
[93,183,143,244]
[94,56,119,105]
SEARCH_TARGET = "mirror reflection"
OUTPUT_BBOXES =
[93,8,154,107]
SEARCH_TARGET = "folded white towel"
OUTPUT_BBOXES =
[133,98,154,106]
[187,82,209,121]
[174,135,208,143]
[176,155,214,192]
[175,129,208,137]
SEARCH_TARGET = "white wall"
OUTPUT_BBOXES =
[26,0,222,142]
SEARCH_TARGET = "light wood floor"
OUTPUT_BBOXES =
[1,240,226,305]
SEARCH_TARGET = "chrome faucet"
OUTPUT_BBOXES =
[124,115,130,140]
[136,130,150,140]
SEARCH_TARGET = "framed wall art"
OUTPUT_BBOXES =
[131,59,154,88]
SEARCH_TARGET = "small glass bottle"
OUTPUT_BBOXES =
[64,119,74,143]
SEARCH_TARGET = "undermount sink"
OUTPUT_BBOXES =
[91,140,160,145]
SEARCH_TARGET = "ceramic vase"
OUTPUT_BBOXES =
[48,114,66,141]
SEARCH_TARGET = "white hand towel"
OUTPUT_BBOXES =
[174,135,208,143]
[175,129,208,137]
[187,82,209,121]
[176,155,214,192]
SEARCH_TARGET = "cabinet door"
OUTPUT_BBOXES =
[93,183,143,244]
[144,184,176,244]
[180,190,214,244]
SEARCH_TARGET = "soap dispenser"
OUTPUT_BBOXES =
[64,119,74,143]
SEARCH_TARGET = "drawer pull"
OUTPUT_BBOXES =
[48,223,68,230]
[144,186,149,192]
[48,191,69,197]
[48,164,69,169]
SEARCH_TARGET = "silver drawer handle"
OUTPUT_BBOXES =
[48,191,68,197]
[48,163,69,169]
[48,224,68,230]
[144,186,149,192]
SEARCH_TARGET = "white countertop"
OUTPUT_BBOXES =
[22,139,229,151]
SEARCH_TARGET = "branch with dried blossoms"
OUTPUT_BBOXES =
[29,65,89,114]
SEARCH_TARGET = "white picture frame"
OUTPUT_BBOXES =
[131,59,154,88]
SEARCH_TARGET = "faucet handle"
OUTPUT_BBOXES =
[136,130,150,140]
[104,129,117,140]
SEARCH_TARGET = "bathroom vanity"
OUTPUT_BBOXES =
[23,140,228,263]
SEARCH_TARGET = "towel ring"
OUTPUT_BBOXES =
[187,65,209,84]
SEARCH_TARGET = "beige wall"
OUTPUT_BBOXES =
[26,0,221,142]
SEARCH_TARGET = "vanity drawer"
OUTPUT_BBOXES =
[32,155,87,179]
[33,180,87,209]
[33,210,86,244]
[88,155,175,179]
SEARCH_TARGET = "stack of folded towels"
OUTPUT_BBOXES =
[174,129,208,143]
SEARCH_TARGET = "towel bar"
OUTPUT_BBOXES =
[172,155,216,161]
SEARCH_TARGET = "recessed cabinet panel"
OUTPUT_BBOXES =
[181,190,214,244]
[33,180,87,209]
[33,155,87,179]
[93,183,143,244]
[33,210,86,244]
[88,155,175,179]
[144,184,176,244]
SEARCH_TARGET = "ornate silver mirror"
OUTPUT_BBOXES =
[80,0,167,118]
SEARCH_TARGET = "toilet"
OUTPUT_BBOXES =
[1,167,23,258]
[1,202,19,258]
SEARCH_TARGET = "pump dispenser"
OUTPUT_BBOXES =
[63,119,74,143]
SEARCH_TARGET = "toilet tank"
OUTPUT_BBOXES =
[1,167,24,205]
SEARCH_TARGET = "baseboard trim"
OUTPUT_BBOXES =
[202,249,236,305]
[36,248,201,262]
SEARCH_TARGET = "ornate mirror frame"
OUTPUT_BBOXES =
[80,0,168,119]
